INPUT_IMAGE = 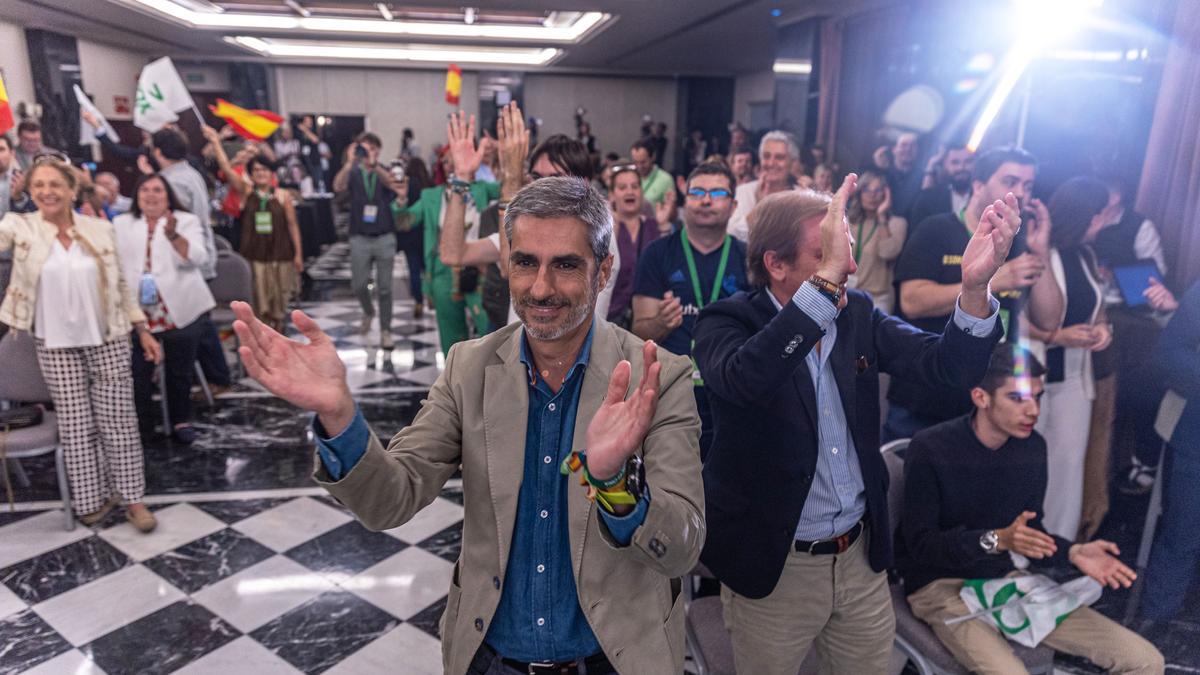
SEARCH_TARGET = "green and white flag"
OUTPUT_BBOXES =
[134,57,193,132]
[957,574,1102,647]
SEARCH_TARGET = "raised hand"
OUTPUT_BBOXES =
[231,301,355,434]
[876,184,893,221]
[1070,540,1137,589]
[585,340,663,479]
[654,187,676,226]
[200,124,220,145]
[446,110,484,181]
[996,511,1058,559]
[1026,198,1052,257]
[961,193,1022,293]
[81,109,101,130]
[815,173,858,285]
[496,101,530,198]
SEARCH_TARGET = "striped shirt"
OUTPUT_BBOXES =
[770,283,998,541]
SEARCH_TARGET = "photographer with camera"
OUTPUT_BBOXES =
[333,132,401,348]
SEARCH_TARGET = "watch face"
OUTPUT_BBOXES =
[625,455,645,500]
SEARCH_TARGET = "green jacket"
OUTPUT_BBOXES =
[392,181,500,295]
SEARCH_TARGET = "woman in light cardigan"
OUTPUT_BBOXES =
[0,157,161,531]
[1027,177,1114,541]
[114,174,215,445]
[845,170,907,313]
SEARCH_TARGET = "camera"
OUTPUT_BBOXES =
[354,144,368,159]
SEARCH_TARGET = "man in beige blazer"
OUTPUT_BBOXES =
[232,176,704,675]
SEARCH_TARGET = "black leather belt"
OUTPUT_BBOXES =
[794,519,865,555]
[480,643,615,675]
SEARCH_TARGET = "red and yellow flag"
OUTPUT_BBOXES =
[208,98,283,141]
[445,64,462,105]
[0,74,14,136]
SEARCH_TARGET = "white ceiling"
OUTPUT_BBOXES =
[0,0,891,75]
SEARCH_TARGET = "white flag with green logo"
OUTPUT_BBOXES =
[134,57,194,132]
[957,574,1102,647]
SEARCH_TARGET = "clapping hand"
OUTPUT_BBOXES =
[814,173,859,289]
[446,110,485,181]
[496,101,530,195]
[996,511,1058,559]
[1026,198,1052,257]
[961,193,1022,293]
[1070,540,1137,589]
[585,341,663,480]
[231,301,355,435]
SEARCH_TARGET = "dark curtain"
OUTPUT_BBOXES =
[1136,0,1200,289]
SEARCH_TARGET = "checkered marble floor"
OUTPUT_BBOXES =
[0,488,462,675]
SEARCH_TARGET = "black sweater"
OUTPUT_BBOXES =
[895,415,1072,595]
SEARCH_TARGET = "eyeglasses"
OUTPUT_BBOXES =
[608,163,638,175]
[686,188,732,200]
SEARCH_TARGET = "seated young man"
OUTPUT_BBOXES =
[896,345,1164,675]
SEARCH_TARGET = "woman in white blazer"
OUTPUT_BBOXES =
[114,174,216,445]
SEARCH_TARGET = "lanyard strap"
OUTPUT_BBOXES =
[257,190,272,212]
[681,230,732,309]
[957,205,971,236]
[361,168,378,201]
[854,218,880,264]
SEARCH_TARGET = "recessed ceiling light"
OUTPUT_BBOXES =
[225,36,561,66]
[375,3,393,22]
[773,59,812,74]
[117,0,609,42]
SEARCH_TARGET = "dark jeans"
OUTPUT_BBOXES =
[882,404,943,444]
[395,226,424,304]
[194,311,232,387]
[131,317,206,430]
[1141,444,1200,619]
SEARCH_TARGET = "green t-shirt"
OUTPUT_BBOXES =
[641,166,675,205]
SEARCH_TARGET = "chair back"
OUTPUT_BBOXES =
[881,438,910,538]
[214,234,233,252]
[208,251,254,305]
[0,331,52,402]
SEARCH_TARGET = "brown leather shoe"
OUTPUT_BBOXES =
[79,496,120,526]
[126,504,158,533]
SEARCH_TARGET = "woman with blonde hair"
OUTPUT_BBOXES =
[845,170,907,312]
[0,155,161,531]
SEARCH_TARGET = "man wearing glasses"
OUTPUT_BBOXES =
[633,162,749,458]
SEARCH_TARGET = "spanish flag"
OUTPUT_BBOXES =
[0,74,14,136]
[445,64,462,105]
[208,98,283,141]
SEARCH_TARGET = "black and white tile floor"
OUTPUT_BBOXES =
[3,244,1200,674]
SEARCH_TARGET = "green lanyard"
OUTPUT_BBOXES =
[853,218,879,264]
[361,168,378,201]
[957,205,971,235]
[256,190,272,212]
[681,230,732,309]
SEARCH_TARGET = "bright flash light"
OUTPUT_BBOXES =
[966,0,1103,151]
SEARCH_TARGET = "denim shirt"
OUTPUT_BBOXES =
[771,284,998,540]
[313,321,648,662]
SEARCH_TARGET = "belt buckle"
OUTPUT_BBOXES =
[527,661,559,675]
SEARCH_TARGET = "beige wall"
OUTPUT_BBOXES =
[274,65,480,161]
[523,73,677,164]
[733,70,775,128]
[77,39,150,121]
[0,20,36,121]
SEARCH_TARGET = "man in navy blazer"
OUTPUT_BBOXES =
[694,175,1020,673]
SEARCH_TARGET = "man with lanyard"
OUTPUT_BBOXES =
[333,132,401,348]
[633,162,749,459]
[887,146,1062,441]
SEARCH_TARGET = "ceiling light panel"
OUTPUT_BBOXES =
[117,0,609,42]
[225,36,561,66]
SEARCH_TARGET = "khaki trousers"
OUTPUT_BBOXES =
[908,576,1164,675]
[721,530,895,675]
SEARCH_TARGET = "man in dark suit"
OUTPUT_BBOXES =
[693,174,1018,673]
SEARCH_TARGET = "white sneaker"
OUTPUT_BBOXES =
[360,315,373,335]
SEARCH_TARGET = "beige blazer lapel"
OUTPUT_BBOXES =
[483,328,531,577]
[568,320,624,575]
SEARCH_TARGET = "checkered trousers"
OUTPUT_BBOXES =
[34,337,146,515]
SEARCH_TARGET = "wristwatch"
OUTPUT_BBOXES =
[980,529,1000,554]
[623,454,646,501]
[807,274,842,307]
